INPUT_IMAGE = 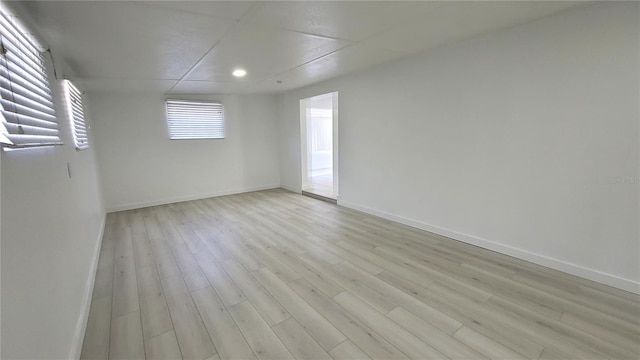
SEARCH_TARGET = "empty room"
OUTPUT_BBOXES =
[1,1,638,359]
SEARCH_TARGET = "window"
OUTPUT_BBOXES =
[64,79,88,150]
[165,99,225,140]
[0,7,60,148]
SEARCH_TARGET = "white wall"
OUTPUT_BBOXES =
[90,93,280,211]
[278,2,640,293]
[1,81,106,357]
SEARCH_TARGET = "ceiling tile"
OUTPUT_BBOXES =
[239,78,305,94]
[28,1,236,79]
[76,78,177,93]
[168,80,248,95]
[362,1,585,54]
[245,44,409,93]
[185,23,349,83]
[244,1,444,41]
[142,1,255,20]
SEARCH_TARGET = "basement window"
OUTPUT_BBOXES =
[0,7,61,148]
[64,79,89,150]
[165,99,225,140]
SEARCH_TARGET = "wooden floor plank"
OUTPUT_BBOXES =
[298,254,397,314]
[109,311,144,360]
[80,296,112,360]
[272,318,333,360]
[374,270,463,335]
[145,217,182,280]
[486,295,636,360]
[337,261,464,336]
[328,340,372,360]
[81,190,639,360]
[144,331,182,360]
[161,275,216,360]
[169,242,210,292]
[222,259,290,326]
[263,245,345,297]
[289,279,409,360]
[243,238,302,283]
[253,267,346,350]
[376,270,545,359]
[228,301,295,360]
[191,286,257,360]
[559,311,640,352]
[92,239,115,299]
[333,292,447,360]
[387,307,487,360]
[193,250,246,307]
[111,228,139,319]
[131,230,156,271]
[453,326,527,360]
[136,265,173,340]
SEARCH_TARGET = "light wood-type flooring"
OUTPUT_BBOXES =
[81,188,640,360]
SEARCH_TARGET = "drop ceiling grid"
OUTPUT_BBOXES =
[21,1,588,94]
[178,1,447,94]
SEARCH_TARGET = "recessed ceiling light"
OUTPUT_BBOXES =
[232,69,247,77]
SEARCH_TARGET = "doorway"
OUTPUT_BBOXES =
[300,92,338,200]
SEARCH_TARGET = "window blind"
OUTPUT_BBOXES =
[0,9,60,148]
[166,99,225,140]
[64,79,88,150]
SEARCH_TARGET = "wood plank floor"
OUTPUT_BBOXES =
[81,188,640,360]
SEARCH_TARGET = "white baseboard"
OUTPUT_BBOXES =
[69,213,107,359]
[280,184,301,193]
[338,199,640,295]
[106,184,281,213]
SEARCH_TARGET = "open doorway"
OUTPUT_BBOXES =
[300,92,338,201]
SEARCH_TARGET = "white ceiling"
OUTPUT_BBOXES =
[19,1,586,95]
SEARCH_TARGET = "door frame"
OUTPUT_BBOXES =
[299,91,339,199]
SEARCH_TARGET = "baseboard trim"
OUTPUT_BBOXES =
[69,213,107,359]
[337,199,640,295]
[106,184,281,213]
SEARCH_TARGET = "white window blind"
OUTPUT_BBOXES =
[64,79,88,150]
[166,99,225,140]
[0,8,60,148]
